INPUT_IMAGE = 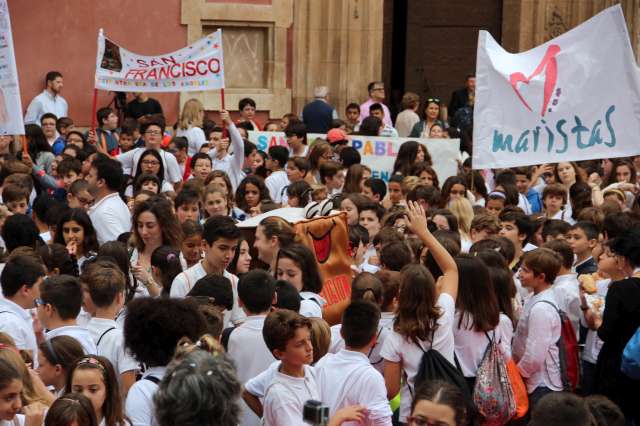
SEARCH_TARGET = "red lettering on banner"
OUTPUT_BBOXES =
[146,68,157,79]
[136,59,148,67]
[161,56,178,66]
[170,64,180,79]
[208,58,220,73]
[196,60,207,75]
[185,61,196,77]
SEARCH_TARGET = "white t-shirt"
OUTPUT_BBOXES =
[0,298,38,367]
[170,261,246,326]
[125,366,166,426]
[0,414,24,426]
[452,312,513,377]
[88,192,132,245]
[265,170,289,204]
[315,350,392,426]
[582,278,609,364]
[46,325,97,355]
[177,125,207,156]
[380,292,456,422]
[116,147,182,185]
[87,318,138,376]
[227,315,275,426]
[299,291,325,318]
[329,323,389,375]
[552,273,581,339]
[263,365,320,426]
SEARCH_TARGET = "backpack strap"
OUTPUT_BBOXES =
[144,375,161,385]
[531,299,570,390]
[221,326,235,351]
[96,327,116,348]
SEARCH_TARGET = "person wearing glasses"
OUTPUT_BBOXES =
[409,97,446,138]
[359,81,393,127]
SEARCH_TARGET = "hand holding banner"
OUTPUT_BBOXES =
[473,5,640,169]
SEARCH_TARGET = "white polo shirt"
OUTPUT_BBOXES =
[263,365,320,426]
[227,315,275,426]
[170,261,246,326]
[125,366,166,426]
[265,170,289,204]
[315,349,392,426]
[329,324,389,375]
[0,298,38,367]
[87,317,138,376]
[46,325,97,355]
[299,291,325,319]
[176,125,207,156]
[116,147,182,185]
[88,192,132,245]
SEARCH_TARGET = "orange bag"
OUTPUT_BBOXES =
[505,358,529,420]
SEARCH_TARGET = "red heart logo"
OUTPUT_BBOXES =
[509,44,561,116]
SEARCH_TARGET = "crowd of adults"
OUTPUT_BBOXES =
[0,69,637,426]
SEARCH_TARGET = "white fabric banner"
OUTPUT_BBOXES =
[0,0,24,135]
[247,131,461,184]
[95,30,225,92]
[473,5,640,169]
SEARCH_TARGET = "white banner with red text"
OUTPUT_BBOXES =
[0,0,24,135]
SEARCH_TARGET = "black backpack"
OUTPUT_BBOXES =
[410,339,473,406]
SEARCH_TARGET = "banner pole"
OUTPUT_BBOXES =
[90,88,98,132]
[220,88,225,110]
[20,135,27,156]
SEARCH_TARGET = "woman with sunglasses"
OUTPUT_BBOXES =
[409,98,446,138]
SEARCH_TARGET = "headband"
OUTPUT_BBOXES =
[77,357,106,373]
[45,339,60,365]
[488,191,507,199]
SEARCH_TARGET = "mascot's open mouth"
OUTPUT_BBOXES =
[307,220,336,264]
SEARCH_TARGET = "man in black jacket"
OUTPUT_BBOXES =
[448,74,475,120]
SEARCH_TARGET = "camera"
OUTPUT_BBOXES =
[303,400,329,425]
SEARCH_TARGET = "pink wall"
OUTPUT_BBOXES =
[10,0,187,127]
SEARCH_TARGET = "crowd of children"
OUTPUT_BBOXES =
[0,84,637,426]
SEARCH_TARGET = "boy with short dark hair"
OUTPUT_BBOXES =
[345,102,361,133]
[513,248,563,408]
[541,219,571,242]
[3,183,29,214]
[265,145,289,204]
[81,260,138,394]
[67,179,93,210]
[168,136,190,180]
[189,152,213,181]
[227,270,277,426]
[567,221,599,274]
[359,201,385,240]
[118,119,138,153]
[387,174,405,207]
[175,188,201,224]
[514,167,542,213]
[470,213,500,243]
[36,274,97,354]
[319,161,345,196]
[52,116,74,155]
[406,184,441,211]
[316,300,392,424]
[499,209,535,271]
[284,121,308,157]
[363,177,386,203]
[542,183,570,222]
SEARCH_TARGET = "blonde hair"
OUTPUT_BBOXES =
[402,176,421,193]
[0,345,53,406]
[179,98,204,130]
[448,197,474,237]
[309,318,331,364]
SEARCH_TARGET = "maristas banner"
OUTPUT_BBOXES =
[94,29,225,92]
[473,5,640,169]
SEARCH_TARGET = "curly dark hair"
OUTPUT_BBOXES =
[124,298,207,367]
[235,175,271,213]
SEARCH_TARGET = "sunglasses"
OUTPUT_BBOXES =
[427,98,441,104]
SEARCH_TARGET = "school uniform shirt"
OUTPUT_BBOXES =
[263,365,320,426]
[46,325,97,355]
[124,181,174,197]
[289,144,309,158]
[265,170,289,204]
[176,125,207,156]
[125,366,166,426]
[87,318,138,377]
[549,208,576,225]
[299,291,325,318]
[379,312,395,330]
[552,273,581,339]
[170,261,246,326]
[207,122,245,192]
[380,292,456,423]
[582,278,609,364]
[0,298,39,367]
[453,312,513,378]
[244,360,280,399]
[0,414,24,426]
[512,288,563,393]
[575,257,598,275]
[518,193,532,215]
[315,349,392,426]
[116,147,182,185]
[329,323,388,375]
[227,315,275,426]
[88,192,132,245]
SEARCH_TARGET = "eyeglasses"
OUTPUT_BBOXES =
[34,298,47,308]
[372,87,385,91]
[142,160,160,166]
[145,130,162,136]
[77,197,94,205]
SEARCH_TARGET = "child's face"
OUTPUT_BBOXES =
[567,228,595,256]
[0,378,22,420]
[544,194,564,213]
[419,171,434,186]
[68,190,93,210]
[346,108,359,122]
[515,174,530,194]
[71,368,107,418]
[119,134,134,151]
[597,246,619,277]
[177,202,200,224]
[244,183,261,208]
[340,199,359,225]
[62,220,85,248]
[194,158,212,180]
[80,282,97,317]
[326,170,346,190]
[616,165,633,183]
[517,263,542,289]
[486,199,504,217]
[276,326,314,367]
[499,220,524,248]
[362,185,378,202]
[286,134,302,149]
[204,238,238,272]
[181,235,202,264]
[205,192,228,217]
[286,164,304,183]
[388,182,403,203]
[62,171,80,190]
[359,210,380,238]
[141,181,159,194]
[276,257,303,291]
[6,198,28,215]
[288,196,299,207]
